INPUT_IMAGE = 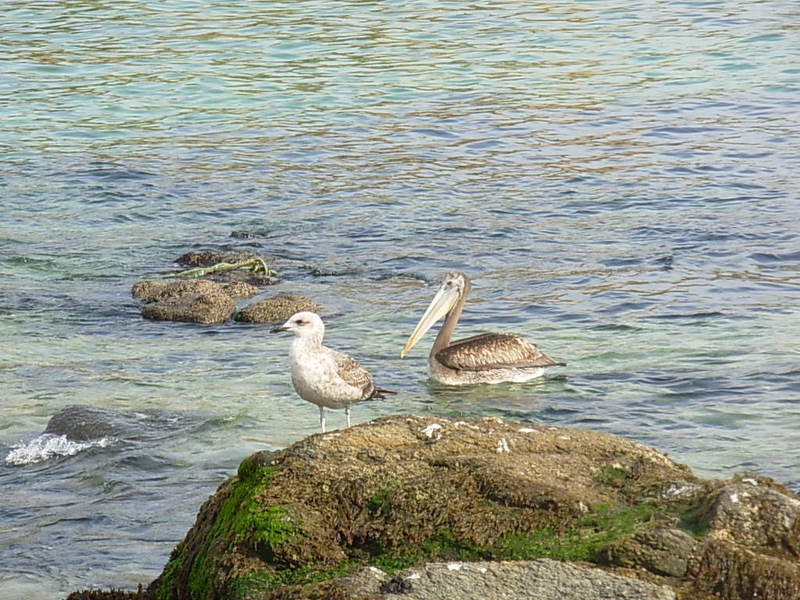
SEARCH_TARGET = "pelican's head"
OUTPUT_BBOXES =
[400,271,469,357]
[271,311,325,341]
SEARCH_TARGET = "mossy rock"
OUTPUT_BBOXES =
[234,294,319,324]
[148,415,708,599]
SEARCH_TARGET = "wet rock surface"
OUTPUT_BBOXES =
[174,251,277,286]
[70,415,800,600]
[131,251,284,323]
[221,281,261,298]
[132,279,236,324]
[234,293,319,324]
[44,405,130,442]
[175,251,262,268]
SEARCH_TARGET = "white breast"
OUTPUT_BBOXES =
[289,339,362,409]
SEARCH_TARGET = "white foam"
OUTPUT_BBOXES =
[4,434,113,466]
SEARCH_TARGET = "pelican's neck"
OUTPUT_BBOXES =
[431,279,469,356]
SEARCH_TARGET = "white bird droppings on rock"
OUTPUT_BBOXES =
[497,438,510,453]
[518,427,538,433]
[421,423,443,439]
[447,562,462,571]
[742,477,758,486]
[662,482,700,499]
[405,572,421,580]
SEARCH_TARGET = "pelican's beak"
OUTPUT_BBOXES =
[400,284,460,357]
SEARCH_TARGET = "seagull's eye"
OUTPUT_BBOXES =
[295,319,305,325]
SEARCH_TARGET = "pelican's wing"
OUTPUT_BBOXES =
[435,333,563,371]
[330,349,375,398]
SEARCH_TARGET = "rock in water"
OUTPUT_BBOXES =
[147,415,711,599]
[71,414,800,599]
[234,293,319,324]
[132,279,235,324]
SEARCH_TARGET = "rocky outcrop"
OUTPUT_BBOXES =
[70,415,800,600]
[144,415,716,599]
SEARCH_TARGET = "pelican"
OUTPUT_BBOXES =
[400,271,565,385]
[272,312,393,432]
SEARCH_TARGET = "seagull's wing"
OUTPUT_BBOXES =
[330,349,376,400]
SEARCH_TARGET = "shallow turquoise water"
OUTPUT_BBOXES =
[1,1,799,597]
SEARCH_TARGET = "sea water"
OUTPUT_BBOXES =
[1,1,799,597]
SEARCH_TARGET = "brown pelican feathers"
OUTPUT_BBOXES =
[401,271,564,385]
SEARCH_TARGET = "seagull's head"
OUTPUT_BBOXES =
[271,311,325,340]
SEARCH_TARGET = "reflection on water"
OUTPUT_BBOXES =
[2,0,799,597]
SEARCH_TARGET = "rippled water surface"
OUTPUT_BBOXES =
[2,1,799,597]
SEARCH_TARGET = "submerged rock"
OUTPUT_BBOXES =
[234,293,319,324]
[175,251,261,268]
[44,405,129,442]
[174,251,277,286]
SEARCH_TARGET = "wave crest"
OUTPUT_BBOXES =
[4,434,113,466]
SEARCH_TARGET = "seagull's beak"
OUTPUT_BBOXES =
[400,284,459,358]
[270,323,290,333]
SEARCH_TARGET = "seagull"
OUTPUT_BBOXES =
[272,311,394,432]
[400,271,565,385]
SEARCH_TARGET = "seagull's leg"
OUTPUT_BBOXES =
[345,405,351,428]
[319,406,326,433]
